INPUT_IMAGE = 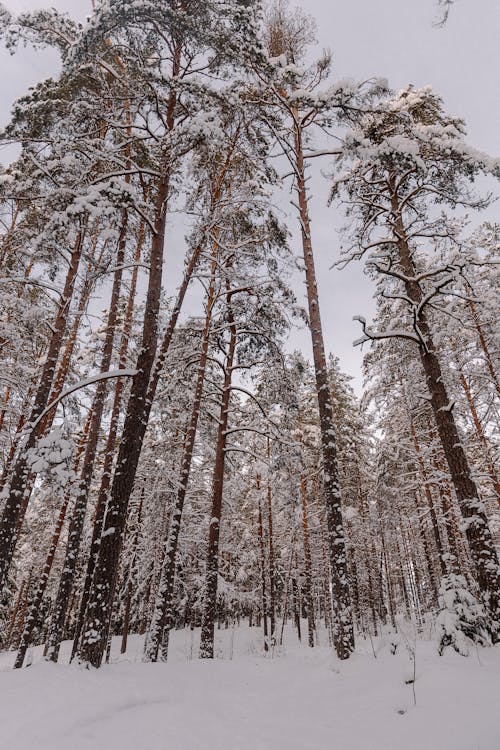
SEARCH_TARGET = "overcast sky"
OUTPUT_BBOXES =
[1,0,499,392]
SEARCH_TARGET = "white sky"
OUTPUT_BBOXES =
[1,0,499,392]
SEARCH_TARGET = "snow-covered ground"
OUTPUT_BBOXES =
[1,623,499,750]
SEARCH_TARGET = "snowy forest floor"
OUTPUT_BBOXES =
[1,623,499,750]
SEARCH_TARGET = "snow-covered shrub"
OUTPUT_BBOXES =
[436,574,490,656]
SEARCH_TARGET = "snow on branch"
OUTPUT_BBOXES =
[352,315,422,347]
[27,370,138,437]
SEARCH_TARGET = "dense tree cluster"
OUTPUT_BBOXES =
[0,0,498,670]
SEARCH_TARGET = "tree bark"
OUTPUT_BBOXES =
[45,214,127,663]
[292,113,353,658]
[70,215,146,660]
[199,283,237,659]
[144,233,218,662]
[12,417,92,668]
[257,493,269,652]
[300,475,315,647]
[0,228,85,590]
[266,439,276,639]
[390,179,500,637]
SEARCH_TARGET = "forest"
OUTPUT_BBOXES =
[0,0,498,748]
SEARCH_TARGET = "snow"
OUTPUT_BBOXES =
[1,624,499,750]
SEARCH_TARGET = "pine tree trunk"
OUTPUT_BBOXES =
[429,442,466,575]
[390,181,500,637]
[199,285,237,659]
[452,347,500,505]
[144,236,217,662]
[0,228,85,590]
[266,439,276,639]
[77,165,171,667]
[74,231,200,664]
[120,497,142,656]
[292,114,353,659]
[45,215,127,663]
[291,574,302,642]
[0,384,12,437]
[409,418,447,578]
[465,289,500,399]
[78,58,202,665]
[413,489,440,605]
[70,217,146,660]
[380,530,397,631]
[37,223,104,436]
[11,575,32,651]
[14,495,71,668]
[257,496,269,652]
[120,581,132,655]
[4,575,27,649]
[300,476,315,647]
[142,136,241,662]
[12,411,94,666]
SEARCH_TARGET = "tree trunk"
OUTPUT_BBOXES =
[70,216,146,660]
[77,165,170,667]
[0,228,85,590]
[465,289,500,399]
[4,575,27,649]
[409,417,447,578]
[77,52,195,666]
[45,214,127,663]
[391,181,500,637]
[292,114,353,659]
[257,495,269,652]
[300,475,315,647]
[453,348,500,506]
[14,495,71,668]
[37,222,104,437]
[266,439,276,640]
[291,573,302,642]
[199,284,237,659]
[144,234,217,662]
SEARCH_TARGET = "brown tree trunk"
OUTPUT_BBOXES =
[4,575,27,649]
[409,418,447,578]
[292,112,353,659]
[199,284,237,659]
[0,384,12,437]
[120,582,132,655]
[381,530,397,631]
[390,180,500,637]
[120,497,142,655]
[77,175,170,666]
[11,574,32,651]
[77,49,194,665]
[142,132,240,662]
[453,349,500,506]
[45,214,127,663]
[12,408,93,665]
[257,494,269,652]
[144,234,218,662]
[320,531,334,646]
[291,573,302,642]
[413,489,441,605]
[465,290,500,399]
[266,439,276,640]
[70,215,146,660]
[37,223,104,436]
[0,228,85,590]
[14,493,72,668]
[300,475,315,647]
